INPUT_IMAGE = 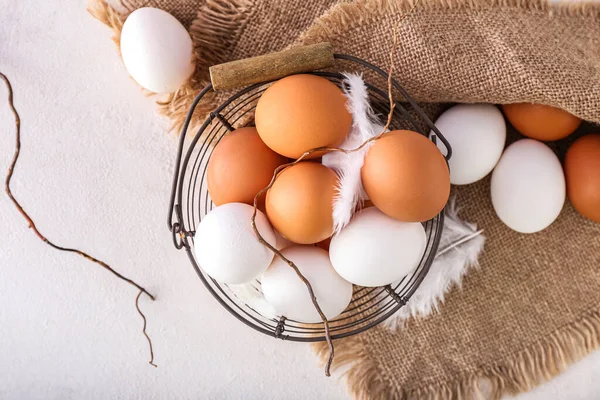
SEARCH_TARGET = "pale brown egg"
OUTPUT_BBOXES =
[502,103,581,141]
[266,162,337,244]
[564,134,600,223]
[207,127,288,208]
[361,130,450,222]
[255,74,352,159]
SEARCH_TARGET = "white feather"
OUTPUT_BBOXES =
[322,73,385,234]
[227,281,277,320]
[383,197,486,330]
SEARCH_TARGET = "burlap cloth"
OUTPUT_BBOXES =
[90,0,600,398]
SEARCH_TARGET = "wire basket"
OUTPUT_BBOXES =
[168,44,452,342]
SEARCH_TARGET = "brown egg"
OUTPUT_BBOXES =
[502,103,581,141]
[361,130,450,222]
[207,127,288,208]
[564,134,600,223]
[255,74,352,159]
[266,162,336,244]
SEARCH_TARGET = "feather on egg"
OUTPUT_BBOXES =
[322,73,386,234]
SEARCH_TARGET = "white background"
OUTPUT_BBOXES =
[0,1,598,399]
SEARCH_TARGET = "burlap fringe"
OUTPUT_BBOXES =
[313,307,600,399]
[87,0,254,134]
[314,334,396,400]
[87,0,130,52]
[190,0,254,80]
[299,0,600,45]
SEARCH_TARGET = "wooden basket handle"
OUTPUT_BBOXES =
[209,42,335,91]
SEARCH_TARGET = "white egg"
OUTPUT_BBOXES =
[261,246,352,323]
[431,104,506,185]
[329,207,427,287]
[491,139,565,233]
[194,203,275,284]
[120,7,194,93]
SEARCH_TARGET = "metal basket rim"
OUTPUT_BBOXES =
[167,53,452,342]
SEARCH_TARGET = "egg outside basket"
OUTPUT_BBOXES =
[167,43,452,342]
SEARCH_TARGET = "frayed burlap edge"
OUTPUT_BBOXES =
[87,0,255,134]
[298,0,600,46]
[313,306,600,399]
[87,0,130,51]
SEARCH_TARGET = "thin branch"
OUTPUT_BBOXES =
[1,72,154,300]
[250,207,336,375]
[136,290,158,367]
[1,72,157,365]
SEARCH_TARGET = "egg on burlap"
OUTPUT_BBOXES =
[491,139,565,233]
[502,103,581,141]
[564,134,600,223]
[432,104,506,185]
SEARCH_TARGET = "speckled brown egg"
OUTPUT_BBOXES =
[266,162,337,244]
[255,74,352,159]
[564,134,600,223]
[361,130,450,222]
[502,103,581,141]
[207,127,288,208]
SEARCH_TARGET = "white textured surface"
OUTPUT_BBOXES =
[0,1,598,399]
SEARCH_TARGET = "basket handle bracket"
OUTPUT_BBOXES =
[274,316,288,339]
[170,204,195,250]
[385,285,407,306]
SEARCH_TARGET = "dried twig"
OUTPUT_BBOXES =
[250,3,420,377]
[1,72,157,367]
[136,290,158,367]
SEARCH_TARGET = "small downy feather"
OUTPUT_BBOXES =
[322,73,384,234]
[384,197,485,330]
[228,281,277,320]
